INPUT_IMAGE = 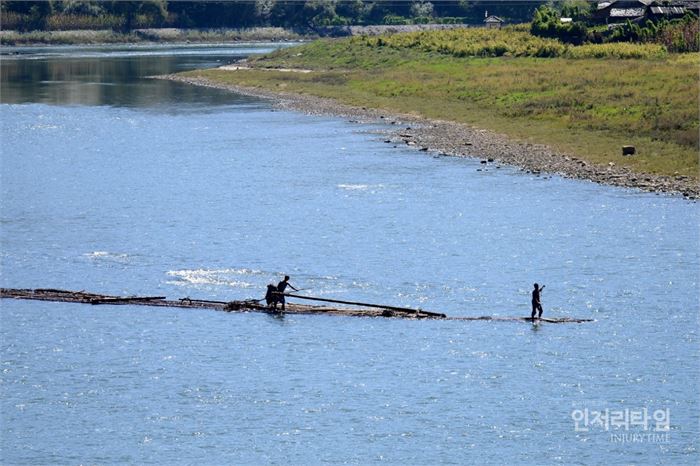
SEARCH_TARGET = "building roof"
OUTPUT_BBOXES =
[609,7,646,16]
[596,0,694,19]
[650,5,687,14]
[597,0,655,9]
[484,15,504,23]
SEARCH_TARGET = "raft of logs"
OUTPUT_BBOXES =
[0,288,594,323]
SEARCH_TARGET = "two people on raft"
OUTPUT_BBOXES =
[265,276,546,318]
[265,275,298,311]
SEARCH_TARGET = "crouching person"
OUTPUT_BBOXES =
[265,284,279,310]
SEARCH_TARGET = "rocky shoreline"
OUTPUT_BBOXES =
[163,74,699,200]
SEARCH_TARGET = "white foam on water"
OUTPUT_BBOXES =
[83,251,130,263]
[337,184,385,195]
[337,184,369,190]
[165,268,261,288]
[337,183,386,191]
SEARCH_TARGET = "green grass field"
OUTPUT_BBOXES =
[184,29,699,179]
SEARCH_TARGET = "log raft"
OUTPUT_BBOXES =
[0,287,443,319]
[0,288,594,323]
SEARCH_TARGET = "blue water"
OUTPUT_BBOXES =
[1,45,699,464]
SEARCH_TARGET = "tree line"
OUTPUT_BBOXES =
[1,0,544,31]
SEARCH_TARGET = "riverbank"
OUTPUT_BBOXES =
[0,25,470,46]
[0,27,305,46]
[162,73,698,199]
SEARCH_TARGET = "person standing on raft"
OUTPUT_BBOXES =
[531,283,545,320]
[276,275,298,311]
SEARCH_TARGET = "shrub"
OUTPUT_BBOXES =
[596,13,698,52]
[435,17,467,25]
[357,27,568,58]
[565,42,667,59]
[531,4,589,45]
[657,14,700,53]
[0,11,26,30]
[46,14,124,31]
[353,27,678,59]
[382,15,409,25]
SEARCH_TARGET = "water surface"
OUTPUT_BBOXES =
[1,45,698,465]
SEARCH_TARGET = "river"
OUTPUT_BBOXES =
[1,44,698,465]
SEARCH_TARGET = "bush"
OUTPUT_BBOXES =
[656,14,700,53]
[382,15,408,25]
[0,11,25,30]
[435,17,467,25]
[353,27,678,59]
[361,27,568,57]
[606,14,699,52]
[412,16,431,25]
[531,5,589,45]
[46,14,124,31]
[565,42,667,58]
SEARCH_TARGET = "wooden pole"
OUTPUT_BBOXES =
[90,296,165,304]
[281,293,446,318]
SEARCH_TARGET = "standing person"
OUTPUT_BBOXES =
[531,283,545,320]
[276,275,298,312]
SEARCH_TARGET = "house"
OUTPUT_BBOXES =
[594,0,654,23]
[594,0,692,23]
[484,15,504,29]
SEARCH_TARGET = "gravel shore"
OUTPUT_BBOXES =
[163,74,698,200]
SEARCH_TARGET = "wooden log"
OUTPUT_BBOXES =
[90,296,166,305]
[281,293,447,318]
[180,297,230,305]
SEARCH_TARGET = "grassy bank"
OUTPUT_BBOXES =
[181,29,699,179]
[0,27,304,46]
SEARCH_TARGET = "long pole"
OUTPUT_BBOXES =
[282,293,446,318]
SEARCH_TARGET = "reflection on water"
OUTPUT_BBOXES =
[1,43,291,107]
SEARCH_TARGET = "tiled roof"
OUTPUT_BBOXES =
[609,7,646,16]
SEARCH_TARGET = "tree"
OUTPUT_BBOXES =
[531,4,589,44]
[2,1,37,15]
[28,1,53,30]
[110,0,139,30]
[336,0,368,24]
[301,0,339,28]
[269,1,305,27]
[139,0,168,26]
[255,0,275,24]
[56,0,106,16]
[560,0,593,21]
[411,1,434,19]
[531,4,560,38]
